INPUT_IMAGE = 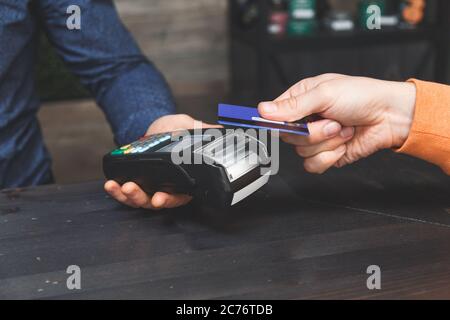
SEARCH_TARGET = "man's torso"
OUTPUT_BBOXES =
[0,0,52,188]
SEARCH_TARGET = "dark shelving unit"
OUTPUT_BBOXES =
[229,0,450,101]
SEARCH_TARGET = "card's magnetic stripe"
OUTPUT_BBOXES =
[218,120,310,136]
[218,116,309,131]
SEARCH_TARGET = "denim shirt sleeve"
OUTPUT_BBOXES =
[36,0,176,145]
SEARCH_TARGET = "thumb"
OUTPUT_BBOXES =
[200,122,223,129]
[191,119,223,130]
[258,85,331,122]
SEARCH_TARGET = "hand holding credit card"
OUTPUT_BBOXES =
[218,104,318,135]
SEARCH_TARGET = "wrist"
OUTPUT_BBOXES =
[386,81,416,148]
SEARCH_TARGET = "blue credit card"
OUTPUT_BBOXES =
[218,103,310,136]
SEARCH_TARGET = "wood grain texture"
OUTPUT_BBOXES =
[0,145,449,299]
[115,0,228,95]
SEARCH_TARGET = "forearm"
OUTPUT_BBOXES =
[396,79,450,174]
[37,0,175,145]
[96,60,175,145]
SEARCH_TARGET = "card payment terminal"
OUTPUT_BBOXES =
[103,129,271,208]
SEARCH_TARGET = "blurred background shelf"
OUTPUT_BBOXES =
[229,0,450,102]
[233,26,439,50]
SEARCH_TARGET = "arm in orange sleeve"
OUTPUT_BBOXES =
[396,79,450,174]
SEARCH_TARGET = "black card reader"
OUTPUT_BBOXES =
[103,129,271,208]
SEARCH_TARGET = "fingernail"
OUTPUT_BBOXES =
[340,127,355,139]
[260,102,277,114]
[323,122,341,137]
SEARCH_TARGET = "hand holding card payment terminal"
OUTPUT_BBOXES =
[103,129,271,208]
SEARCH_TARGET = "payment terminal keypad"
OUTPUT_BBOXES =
[111,133,171,156]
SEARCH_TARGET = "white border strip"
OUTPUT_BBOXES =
[231,171,271,206]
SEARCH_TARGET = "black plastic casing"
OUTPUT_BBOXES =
[103,129,266,209]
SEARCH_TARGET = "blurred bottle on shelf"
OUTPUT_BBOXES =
[359,0,385,29]
[235,0,259,30]
[268,0,289,36]
[289,0,316,19]
[380,0,400,28]
[324,0,358,32]
[359,0,407,30]
[399,0,426,28]
[287,0,318,35]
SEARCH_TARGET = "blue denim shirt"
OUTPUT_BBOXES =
[0,0,175,188]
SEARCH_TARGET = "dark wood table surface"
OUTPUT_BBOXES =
[1,145,449,299]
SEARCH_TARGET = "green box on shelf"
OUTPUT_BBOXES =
[359,0,386,29]
[288,0,316,20]
[287,19,317,35]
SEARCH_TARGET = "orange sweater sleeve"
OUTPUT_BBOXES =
[396,79,450,174]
